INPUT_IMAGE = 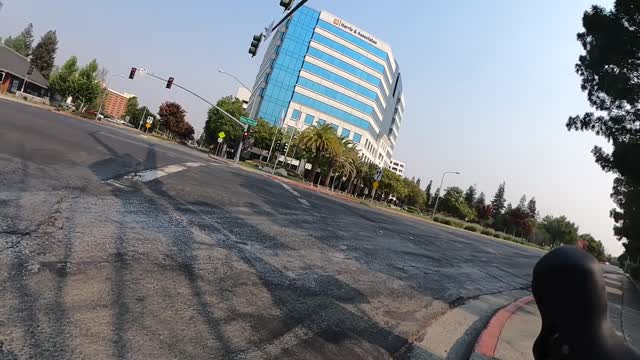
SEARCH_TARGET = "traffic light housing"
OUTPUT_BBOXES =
[129,67,137,79]
[280,0,294,11]
[282,142,289,153]
[242,130,249,140]
[166,77,174,89]
[275,138,282,152]
[27,64,34,76]
[248,34,263,58]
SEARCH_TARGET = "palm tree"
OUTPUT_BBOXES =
[330,141,359,190]
[348,159,372,196]
[297,124,341,183]
[322,138,356,187]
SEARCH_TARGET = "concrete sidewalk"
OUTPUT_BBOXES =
[471,267,640,360]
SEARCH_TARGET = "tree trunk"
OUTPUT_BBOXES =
[307,152,322,182]
[323,163,336,187]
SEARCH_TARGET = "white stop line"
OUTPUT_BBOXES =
[125,162,204,182]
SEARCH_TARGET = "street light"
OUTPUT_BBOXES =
[218,69,252,93]
[432,171,461,217]
[96,74,126,120]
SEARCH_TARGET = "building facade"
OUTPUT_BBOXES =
[104,89,135,119]
[247,6,405,167]
[236,87,251,109]
[0,45,49,98]
[388,159,405,176]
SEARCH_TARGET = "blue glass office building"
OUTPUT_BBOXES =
[247,7,405,166]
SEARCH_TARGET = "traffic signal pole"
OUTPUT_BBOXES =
[139,69,248,163]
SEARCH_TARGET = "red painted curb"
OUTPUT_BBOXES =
[474,295,535,357]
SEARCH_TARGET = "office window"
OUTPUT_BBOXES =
[341,128,351,139]
[353,133,362,143]
[317,118,326,126]
[304,114,314,125]
[291,109,301,120]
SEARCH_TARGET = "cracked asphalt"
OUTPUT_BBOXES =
[0,99,544,359]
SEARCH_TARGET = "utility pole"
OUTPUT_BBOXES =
[138,107,147,131]
[432,171,461,217]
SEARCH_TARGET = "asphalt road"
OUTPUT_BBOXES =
[0,98,544,359]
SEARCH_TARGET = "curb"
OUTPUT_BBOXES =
[471,295,535,359]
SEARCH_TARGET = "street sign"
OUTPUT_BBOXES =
[374,169,383,181]
[146,116,153,124]
[217,138,223,144]
[124,116,130,122]
[145,123,151,129]
[218,131,226,139]
[240,116,257,127]
[373,181,379,190]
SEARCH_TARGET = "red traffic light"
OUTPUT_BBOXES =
[166,77,174,89]
[242,131,249,139]
[129,67,137,79]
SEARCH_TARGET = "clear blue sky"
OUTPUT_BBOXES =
[1,0,622,255]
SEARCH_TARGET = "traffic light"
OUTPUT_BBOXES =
[166,77,174,89]
[242,130,249,140]
[27,64,34,76]
[282,142,289,153]
[248,34,263,58]
[280,0,294,11]
[275,138,282,151]
[129,67,137,79]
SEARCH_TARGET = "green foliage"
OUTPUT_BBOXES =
[531,225,552,246]
[464,224,480,232]
[252,118,277,150]
[481,229,495,236]
[30,30,58,79]
[424,180,433,209]
[567,0,640,261]
[439,187,477,221]
[4,23,33,57]
[204,96,247,145]
[464,185,477,207]
[540,215,579,246]
[527,197,538,219]
[491,182,507,216]
[49,56,78,98]
[579,233,607,262]
[124,97,140,123]
[71,59,101,109]
[297,124,341,182]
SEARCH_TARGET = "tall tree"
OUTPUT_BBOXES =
[4,23,34,57]
[491,182,507,216]
[439,187,476,221]
[30,30,58,79]
[252,118,277,150]
[464,185,477,207]
[579,233,606,262]
[71,59,101,111]
[48,56,78,99]
[567,0,640,261]
[475,192,486,209]
[541,215,579,246]
[527,197,538,219]
[297,124,341,182]
[204,96,247,145]
[517,195,527,210]
[158,101,192,139]
[123,97,140,124]
[424,180,433,208]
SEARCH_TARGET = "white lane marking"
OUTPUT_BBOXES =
[105,180,129,189]
[125,162,204,182]
[298,199,310,207]
[277,180,301,197]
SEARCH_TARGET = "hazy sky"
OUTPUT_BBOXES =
[1,0,623,255]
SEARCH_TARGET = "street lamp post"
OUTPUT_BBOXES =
[432,171,461,217]
[218,69,252,93]
[96,74,125,120]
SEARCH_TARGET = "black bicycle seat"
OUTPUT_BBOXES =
[532,246,640,359]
